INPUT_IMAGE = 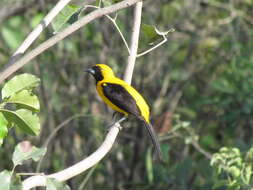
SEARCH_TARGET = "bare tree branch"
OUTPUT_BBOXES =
[11,0,72,58]
[123,1,143,84]
[0,0,143,84]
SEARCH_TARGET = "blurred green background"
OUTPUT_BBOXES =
[1,0,253,189]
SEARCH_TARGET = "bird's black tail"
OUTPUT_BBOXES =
[141,119,163,162]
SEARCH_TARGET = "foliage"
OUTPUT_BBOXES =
[0,141,46,189]
[211,147,253,189]
[46,178,71,190]
[52,4,81,33]
[0,74,41,145]
[12,141,46,167]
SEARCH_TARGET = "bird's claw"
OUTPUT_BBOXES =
[106,117,126,131]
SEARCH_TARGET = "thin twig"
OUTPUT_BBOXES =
[172,130,212,160]
[36,114,88,173]
[0,0,142,84]
[17,173,45,176]
[43,114,86,148]
[137,35,167,57]
[191,140,212,160]
[77,165,98,190]
[106,16,130,54]
[85,5,130,54]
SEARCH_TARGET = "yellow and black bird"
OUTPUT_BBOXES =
[85,64,162,160]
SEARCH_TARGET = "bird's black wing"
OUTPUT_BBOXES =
[101,82,141,117]
[102,82,162,161]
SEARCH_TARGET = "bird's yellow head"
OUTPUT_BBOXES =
[85,64,115,82]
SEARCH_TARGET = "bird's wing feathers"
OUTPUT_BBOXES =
[101,81,162,161]
[101,82,141,117]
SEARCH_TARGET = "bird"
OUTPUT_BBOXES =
[85,64,162,161]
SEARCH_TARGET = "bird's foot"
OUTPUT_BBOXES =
[106,117,126,131]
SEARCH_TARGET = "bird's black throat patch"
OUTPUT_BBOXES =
[91,66,103,82]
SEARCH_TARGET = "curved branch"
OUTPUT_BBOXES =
[0,0,142,84]
[22,119,125,189]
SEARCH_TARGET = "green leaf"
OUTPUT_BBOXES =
[145,148,154,184]
[0,170,12,190]
[141,24,174,43]
[213,179,227,189]
[244,165,252,184]
[101,0,112,6]
[1,27,22,50]
[12,141,47,166]
[52,4,81,33]
[161,144,170,162]
[228,166,241,178]
[46,178,71,190]
[5,90,40,112]
[1,16,24,50]
[211,78,235,94]
[0,109,40,136]
[30,13,45,28]
[101,0,123,6]
[142,24,160,43]
[181,121,190,128]
[6,16,22,28]
[10,174,22,190]
[2,74,40,99]
[0,113,8,146]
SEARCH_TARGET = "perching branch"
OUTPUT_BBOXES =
[0,0,143,84]
[22,118,126,189]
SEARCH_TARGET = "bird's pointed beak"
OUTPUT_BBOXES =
[84,68,95,75]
